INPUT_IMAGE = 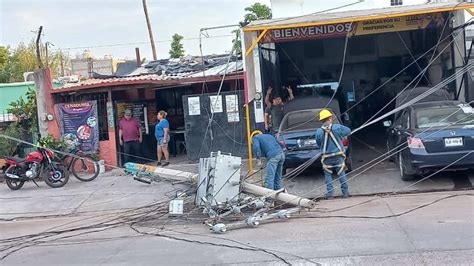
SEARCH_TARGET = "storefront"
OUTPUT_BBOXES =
[242,2,474,162]
[46,71,244,168]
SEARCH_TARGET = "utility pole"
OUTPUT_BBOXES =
[35,26,43,68]
[135,47,141,66]
[142,0,157,60]
[45,42,54,67]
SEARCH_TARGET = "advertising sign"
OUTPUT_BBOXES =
[58,101,99,152]
[351,13,444,36]
[267,22,353,43]
[263,12,445,43]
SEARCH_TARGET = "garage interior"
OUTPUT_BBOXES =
[258,11,467,168]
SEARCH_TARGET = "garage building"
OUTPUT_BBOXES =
[241,2,474,167]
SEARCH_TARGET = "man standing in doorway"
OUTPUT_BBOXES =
[264,86,294,134]
[251,130,285,191]
[315,109,351,199]
[119,109,142,165]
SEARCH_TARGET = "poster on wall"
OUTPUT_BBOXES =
[116,102,149,134]
[188,96,201,116]
[225,94,240,122]
[209,95,223,113]
[57,101,99,153]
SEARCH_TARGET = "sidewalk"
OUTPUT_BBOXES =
[0,169,188,220]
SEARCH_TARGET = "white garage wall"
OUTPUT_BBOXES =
[270,0,430,18]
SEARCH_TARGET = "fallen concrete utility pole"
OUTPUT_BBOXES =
[124,162,198,182]
[241,182,316,208]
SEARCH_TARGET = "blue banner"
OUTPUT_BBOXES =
[58,101,99,152]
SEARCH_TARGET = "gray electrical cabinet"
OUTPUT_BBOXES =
[195,152,242,207]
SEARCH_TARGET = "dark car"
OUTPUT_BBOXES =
[276,97,352,174]
[386,100,474,180]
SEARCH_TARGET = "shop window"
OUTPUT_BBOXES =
[390,0,403,6]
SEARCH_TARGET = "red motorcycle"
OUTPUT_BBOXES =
[2,145,69,190]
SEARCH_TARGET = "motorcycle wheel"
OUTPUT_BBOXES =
[44,164,69,188]
[5,178,25,190]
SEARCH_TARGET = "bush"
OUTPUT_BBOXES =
[0,123,21,157]
[38,134,67,152]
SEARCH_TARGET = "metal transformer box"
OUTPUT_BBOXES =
[195,152,242,207]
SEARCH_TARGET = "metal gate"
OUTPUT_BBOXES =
[182,91,247,161]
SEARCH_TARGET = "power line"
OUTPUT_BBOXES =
[55,34,234,51]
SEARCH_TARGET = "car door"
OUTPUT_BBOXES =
[389,110,409,151]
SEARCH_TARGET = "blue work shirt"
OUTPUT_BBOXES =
[315,123,351,154]
[252,134,283,159]
[155,119,169,140]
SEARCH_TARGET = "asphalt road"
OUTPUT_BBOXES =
[1,191,473,265]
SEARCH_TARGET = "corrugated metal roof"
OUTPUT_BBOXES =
[55,57,243,91]
[188,61,243,78]
[245,2,474,31]
[55,60,243,91]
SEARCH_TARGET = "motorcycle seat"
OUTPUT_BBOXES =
[5,157,25,163]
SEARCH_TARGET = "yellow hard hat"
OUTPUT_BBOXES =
[250,130,263,143]
[319,109,333,121]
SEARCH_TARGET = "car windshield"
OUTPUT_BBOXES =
[415,106,474,128]
[280,109,338,132]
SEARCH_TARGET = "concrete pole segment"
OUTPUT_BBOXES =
[242,182,316,208]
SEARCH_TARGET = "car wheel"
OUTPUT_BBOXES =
[399,152,415,181]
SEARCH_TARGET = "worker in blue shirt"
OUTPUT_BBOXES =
[251,130,285,190]
[315,109,351,199]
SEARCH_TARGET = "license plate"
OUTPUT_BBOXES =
[444,137,463,147]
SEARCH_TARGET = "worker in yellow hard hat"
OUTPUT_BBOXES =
[250,130,285,191]
[315,109,352,199]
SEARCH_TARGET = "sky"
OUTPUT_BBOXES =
[0,0,271,60]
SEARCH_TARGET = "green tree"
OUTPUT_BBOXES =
[0,41,63,83]
[0,46,9,67]
[242,3,272,26]
[0,88,38,157]
[232,3,272,53]
[7,88,38,132]
[169,33,185,59]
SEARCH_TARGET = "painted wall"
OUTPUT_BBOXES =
[71,58,123,79]
[0,80,61,122]
[0,82,35,114]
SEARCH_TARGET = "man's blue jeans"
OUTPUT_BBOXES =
[265,152,285,190]
[322,157,349,196]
